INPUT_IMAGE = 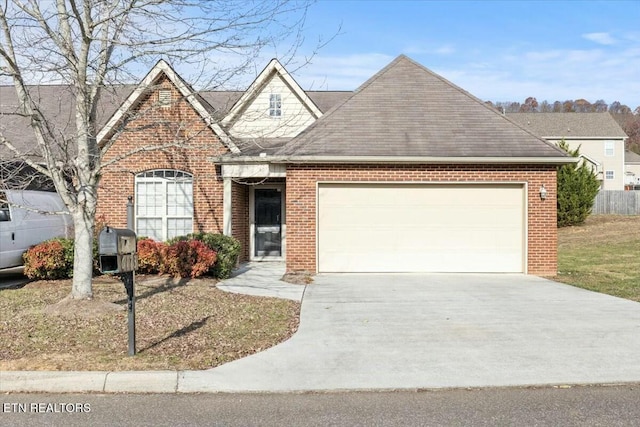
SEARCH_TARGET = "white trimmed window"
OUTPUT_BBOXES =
[604,141,615,157]
[605,170,615,180]
[269,94,282,117]
[135,170,193,241]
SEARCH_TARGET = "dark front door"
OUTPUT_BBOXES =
[254,188,282,257]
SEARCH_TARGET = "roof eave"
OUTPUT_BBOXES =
[220,59,322,127]
[211,155,577,165]
[97,60,239,154]
[542,136,628,140]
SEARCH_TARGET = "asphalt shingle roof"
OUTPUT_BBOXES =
[306,91,352,113]
[0,85,135,161]
[508,112,628,139]
[0,85,349,160]
[275,55,567,158]
[198,90,351,124]
[626,150,640,164]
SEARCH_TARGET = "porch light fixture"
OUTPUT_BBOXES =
[539,184,547,200]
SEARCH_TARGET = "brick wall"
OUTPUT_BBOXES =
[97,75,228,237]
[231,181,250,261]
[285,163,558,277]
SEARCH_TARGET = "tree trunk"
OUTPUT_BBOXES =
[70,204,96,300]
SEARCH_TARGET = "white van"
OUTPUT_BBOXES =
[0,190,73,269]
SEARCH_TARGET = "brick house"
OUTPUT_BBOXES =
[2,55,573,276]
[92,55,573,276]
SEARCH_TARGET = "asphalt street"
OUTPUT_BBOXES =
[0,267,28,289]
[1,385,640,427]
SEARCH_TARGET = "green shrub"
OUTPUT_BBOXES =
[137,238,166,274]
[160,240,217,278]
[169,233,240,279]
[23,238,75,280]
[556,140,601,227]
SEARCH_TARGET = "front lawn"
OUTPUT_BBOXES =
[556,215,640,302]
[0,275,299,371]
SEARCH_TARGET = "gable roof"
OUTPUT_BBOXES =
[626,150,640,164]
[274,55,569,161]
[0,84,135,162]
[579,153,601,168]
[307,91,352,113]
[96,60,239,153]
[200,90,349,119]
[0,85,348,160]
[220,58,323,128]
[1,85,349,164]
[508,112,628,139]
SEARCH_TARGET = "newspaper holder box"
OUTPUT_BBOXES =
[98,227,138,273]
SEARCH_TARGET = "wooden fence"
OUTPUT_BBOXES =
[592,190,640,215]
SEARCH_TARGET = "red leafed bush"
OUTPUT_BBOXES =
[160,240,217,278]
[136,238,166,274]
[23,238,75,280]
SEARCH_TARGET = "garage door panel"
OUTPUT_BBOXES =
[320,248,524,273]
[318,183,525,273]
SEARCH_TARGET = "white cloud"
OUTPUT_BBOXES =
[445,45,640,107]
[284,42,640,107]
[403,44,455,56]
[434,45,455,55]
[292,53,394,90]
[582,32,617,45]
[524,50,564,62]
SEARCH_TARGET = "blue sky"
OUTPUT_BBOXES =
[284,0,640,108]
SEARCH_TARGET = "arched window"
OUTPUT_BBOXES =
[135,170,193,241]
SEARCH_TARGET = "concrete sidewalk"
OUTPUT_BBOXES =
[1,262,304,393]
[216,262,305,301]
[2,269,640,393]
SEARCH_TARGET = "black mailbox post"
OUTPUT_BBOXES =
[98,226,138,356]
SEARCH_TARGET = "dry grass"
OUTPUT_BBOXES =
[4,215,635,371]
[0,275,299,371]
[556,215,640,302]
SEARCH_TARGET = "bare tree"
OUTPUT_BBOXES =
[538,100,552,113]
[609,101,632,115]
[593,99,608,113]
[0,0,314,300]
[562,100,575,112]
[493,101,520,114]
[574,98,592,113]
[519,97,538,113]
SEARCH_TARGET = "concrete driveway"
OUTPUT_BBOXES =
[180,273,640,392]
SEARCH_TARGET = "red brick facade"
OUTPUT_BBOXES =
[96,73,559,277]
[97,76,229,235]
[231,181,250,262]
[285,164,558,276]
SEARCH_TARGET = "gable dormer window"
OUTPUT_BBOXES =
[158,89,172,108]
[269,94,281,117]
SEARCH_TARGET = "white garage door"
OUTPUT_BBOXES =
[317,183,525,273]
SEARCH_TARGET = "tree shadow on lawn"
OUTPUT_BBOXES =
[139,316,211,353]
[0,282,28,291]
[111,275,191,305]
